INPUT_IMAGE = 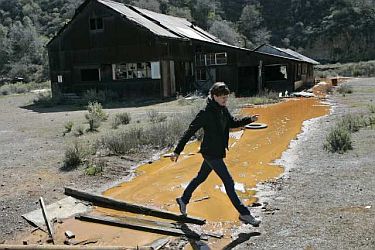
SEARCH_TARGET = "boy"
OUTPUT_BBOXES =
[170,82,261,226]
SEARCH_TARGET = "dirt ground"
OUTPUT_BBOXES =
[0,94,196,242]
[1,78,374,249]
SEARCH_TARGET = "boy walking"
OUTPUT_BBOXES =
[170,82,261,226]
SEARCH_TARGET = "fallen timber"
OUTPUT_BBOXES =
[0,246,152,250]
[64,187,206,225]
[76,214,201,240]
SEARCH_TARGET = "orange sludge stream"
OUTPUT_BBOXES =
[16,98,330,248]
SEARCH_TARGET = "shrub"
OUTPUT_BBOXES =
[147,109,167,123]
[116,112,131,124]
[368,115,375,128]
[338,114,367,133]
[63,142,84,169]
[111,112,131,129]
[63,121,74,134]
[74,125,85,137]
[368,104,375,114]
[323,126,353,153]
[85,102,108,132]
[82,89,106,104]
[336,84,353,95]
[85,159,106,176]
[87,102,108,121]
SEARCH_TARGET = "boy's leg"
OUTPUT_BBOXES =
[180,160,212,204]
[205,158,250,215]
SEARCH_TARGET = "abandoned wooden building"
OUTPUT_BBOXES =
[47,0,319,99]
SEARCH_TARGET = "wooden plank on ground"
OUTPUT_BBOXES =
[75,214,201,240]
[64,187,205,225]
[39,197,55,244]
[0,245,151,250]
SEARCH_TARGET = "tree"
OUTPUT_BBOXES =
[0,24,10,73]
[208,20,242,46]
[132,0,161,12]
[239,4,270,48]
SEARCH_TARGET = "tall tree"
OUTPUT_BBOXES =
[239,4,270,48]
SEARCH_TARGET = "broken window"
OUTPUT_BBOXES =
[264,65,288,81]
[81,68,100,82]
[90,17,103,30]
[114,62,152,80]
[195,52,227,66]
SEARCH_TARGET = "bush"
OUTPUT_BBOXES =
[87,102,108,121]
[336,84,353,95]
[85,159,106,176]
[368,104,375,114]
[63,121,74,134]
[82,89,106,104]
[111,112,131,129]
[74,125,85,137]
[324,126,353,153]
[338,114,367,133]
[147,109,167,123]
[63,142,84,169]
[85,102,108,132]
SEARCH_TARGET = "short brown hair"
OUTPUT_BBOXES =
[209,82,230,96]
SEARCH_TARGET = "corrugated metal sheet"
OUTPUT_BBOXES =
[133,6,226,44]
[281,48,319,65]
[255,44,319,64]
[98,0,180,39]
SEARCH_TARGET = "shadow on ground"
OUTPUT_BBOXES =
[20,97,176,113]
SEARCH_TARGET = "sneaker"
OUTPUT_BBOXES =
[239,214,261,227]
[176,197,187,216]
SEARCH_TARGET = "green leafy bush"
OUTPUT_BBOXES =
[324,126,353,153]
[85,102,108,132]
[85,159,106,176]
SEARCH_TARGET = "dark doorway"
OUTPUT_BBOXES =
[81,68,100,82]
[238,66,258,96]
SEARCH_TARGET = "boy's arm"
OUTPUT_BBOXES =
[173,110,205,156]
[228,110,259,128]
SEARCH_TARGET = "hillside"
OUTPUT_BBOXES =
[0,0,374,82]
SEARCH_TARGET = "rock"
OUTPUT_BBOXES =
[65,230,75,239]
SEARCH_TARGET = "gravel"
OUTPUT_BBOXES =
[233,78,375,250]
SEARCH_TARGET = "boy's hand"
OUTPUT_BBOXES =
[170,152,179,162]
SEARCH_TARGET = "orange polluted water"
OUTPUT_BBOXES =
[103,98,329,219]
[13,98,330,248]
[98,98,329,245]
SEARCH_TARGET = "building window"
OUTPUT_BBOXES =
[195,52,227,66]
[90,17,103,30]
[114,62,152,80]
[81,68,100,81]
[264,65,287,81]
[196,68,207,81]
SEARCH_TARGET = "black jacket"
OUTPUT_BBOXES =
[174,98,254,159]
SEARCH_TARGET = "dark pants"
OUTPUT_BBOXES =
[181,158,250,215]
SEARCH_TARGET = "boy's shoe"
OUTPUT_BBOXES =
[239,214,261,227]
[176,197,187,216]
